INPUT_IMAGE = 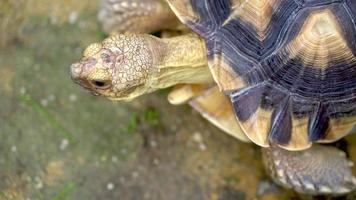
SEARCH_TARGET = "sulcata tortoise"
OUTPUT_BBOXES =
[70,0,356,195]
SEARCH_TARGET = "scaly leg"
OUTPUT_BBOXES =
[262,144,356,195]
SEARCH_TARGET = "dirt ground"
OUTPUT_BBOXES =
[1,1,356,200]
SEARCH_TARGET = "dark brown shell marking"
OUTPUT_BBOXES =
[168,0,356,149]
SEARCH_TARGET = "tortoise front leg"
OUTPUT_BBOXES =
[70,33,212,101]
[262,145,356,195]
[98,0,181,34]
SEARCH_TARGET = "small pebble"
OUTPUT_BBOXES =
[149,140,157,148]
[199,143,207,151]
[111,156,118,163]
[153,158,159,165]
[20,87,26,95]
[132,171,139,179]
[192,132,203,143]
[107,182,115,190]
[11,146,17,153]
[69,94,77,102]
[68,11,78,24]
[59,139,69,151]
[40,99,48,107]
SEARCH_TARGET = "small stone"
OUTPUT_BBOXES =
[59,139,69,151]
[149,140,157,148]
[107,182,115,190]
[153,158,159,165]
[192,132,203,143]
[20,87,26,95]
[199,143,207,151]
[111,156,118,163]
[40,99,48,107]
[132,171,139,179]
[69,94,77,102]
[11,146,17,153]
[68,11,78,24]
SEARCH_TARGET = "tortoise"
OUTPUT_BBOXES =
[70,0,356,195]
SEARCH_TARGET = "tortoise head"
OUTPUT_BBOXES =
[70,34,157,101]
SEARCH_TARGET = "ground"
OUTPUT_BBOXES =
[1,1,356,200]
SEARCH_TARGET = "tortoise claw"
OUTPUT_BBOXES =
[262,144,356,195]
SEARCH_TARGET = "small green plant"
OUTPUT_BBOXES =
[121,114,138,134]
[51,182,76,200]
[120,108,160,134]
[142,108,160,126]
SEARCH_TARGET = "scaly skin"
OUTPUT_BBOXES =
[263,145,356,195]
[98,0,180,34]
[70,33,212,101]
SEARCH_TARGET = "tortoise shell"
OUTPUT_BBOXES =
[167,0,356,150]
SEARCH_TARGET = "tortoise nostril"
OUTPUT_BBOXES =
[90,79,111,89]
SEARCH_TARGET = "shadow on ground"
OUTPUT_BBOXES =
[1,1,356,200]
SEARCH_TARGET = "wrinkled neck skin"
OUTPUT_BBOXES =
[147,33,212,90]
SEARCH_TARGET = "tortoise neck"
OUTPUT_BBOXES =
[160,33,208,68]
[150,33,212,88]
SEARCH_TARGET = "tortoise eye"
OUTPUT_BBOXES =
[90,79,111,89]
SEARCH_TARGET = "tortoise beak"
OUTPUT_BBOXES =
[70,63,82,80]
[70,62,95,94]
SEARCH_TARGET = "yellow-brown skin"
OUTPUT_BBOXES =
[70,33,212,101]
[99,0,181,34]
